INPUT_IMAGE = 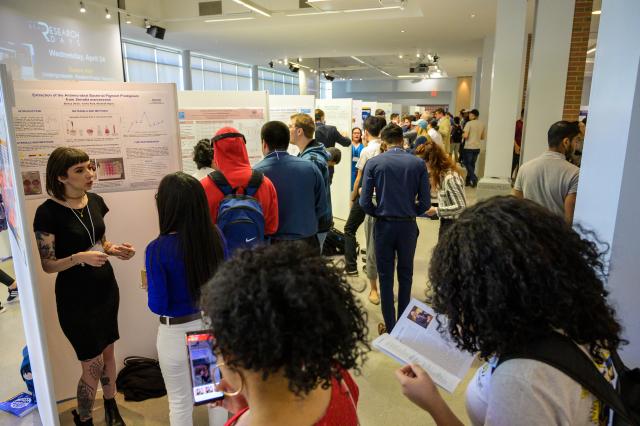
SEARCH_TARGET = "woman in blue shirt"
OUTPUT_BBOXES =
[145,172,226,425]
[351,127,364,190]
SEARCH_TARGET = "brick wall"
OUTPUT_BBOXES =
[563,0,593,120]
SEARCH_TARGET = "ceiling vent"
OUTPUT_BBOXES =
[199,1,223,15]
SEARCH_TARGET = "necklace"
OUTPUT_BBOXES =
[65,198,96,248]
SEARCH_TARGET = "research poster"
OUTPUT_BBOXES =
[178,107,266,173]
[11,81,180,199]
[269,95,315,157]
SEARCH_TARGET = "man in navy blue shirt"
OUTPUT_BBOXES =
[254,121,326,250]
[360,123,430,333]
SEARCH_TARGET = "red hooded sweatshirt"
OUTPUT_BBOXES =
[200,127,279,235]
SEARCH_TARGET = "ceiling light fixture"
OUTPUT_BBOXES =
[286,10,340,16]
[232,0,272,17]
[592,10,601,15]
[416,53,421,58]
[400,0,407,10]
[79,1,86,13]
[587,47,596,54]
[298,57,302,62]
[350,56,366,64]
[398,54,403,59]
[288,63,300,73]
[344,6,402,13]
[125,15,132,24]
[284,58,289,65]
[470,12,476,18]
[144,18,151,29]
[205,16,256,22]
[401,29,405,33]
[105,8,111,19]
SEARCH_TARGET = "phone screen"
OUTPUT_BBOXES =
[186,330,224,405]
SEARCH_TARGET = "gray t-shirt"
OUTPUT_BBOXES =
[514,151,579,217]
[466,350,616,426]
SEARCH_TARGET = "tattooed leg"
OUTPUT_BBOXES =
[100,344,117,399]
[77,355,104,420]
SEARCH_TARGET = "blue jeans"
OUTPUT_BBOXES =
[462,149,481,185]
[374,219,418,331]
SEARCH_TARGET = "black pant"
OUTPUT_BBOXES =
[511,151,520,178]
[0,268,14,287]
[344,201,366,272]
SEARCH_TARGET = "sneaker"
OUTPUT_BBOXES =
[7,288,18,303]
[0,304,6,314]
[345,269,359,277]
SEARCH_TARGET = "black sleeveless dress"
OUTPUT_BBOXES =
[33,192,119,361]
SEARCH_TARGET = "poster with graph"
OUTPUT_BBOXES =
[177,91,269,174]
[11,81,180,197]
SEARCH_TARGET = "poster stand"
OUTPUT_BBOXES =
[269,95,315,156]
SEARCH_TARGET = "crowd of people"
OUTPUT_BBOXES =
[28,103,631,426]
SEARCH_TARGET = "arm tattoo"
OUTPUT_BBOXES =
[35,231,56,260]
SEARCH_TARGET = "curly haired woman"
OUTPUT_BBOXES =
[396,196,624,426]
[201,242,370,426]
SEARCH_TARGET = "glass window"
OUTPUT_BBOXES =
[125,59,156,83]
[125,43,155,62]
[191,57,204,91]
[221,62,237,91]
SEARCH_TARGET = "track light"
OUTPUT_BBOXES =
[105,8,111,19]
[288,63,300,73]
[398,54,403,59]
[79,1,86,13]
[125,15,132,24]
[144,18,151,29]
[268,61,274,68]
[323,73,335,82]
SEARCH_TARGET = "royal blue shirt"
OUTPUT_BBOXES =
[254,151,326,240]
[359,147,430,218]
[145,233,228,317]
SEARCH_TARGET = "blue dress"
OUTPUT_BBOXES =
[351,143,364,190]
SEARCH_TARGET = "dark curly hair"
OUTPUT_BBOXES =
[200,242,370,396]
[428,196,624,360]
[193,139,213,169]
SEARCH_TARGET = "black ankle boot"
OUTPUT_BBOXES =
[72,409,94,426]
[104,398,126,426]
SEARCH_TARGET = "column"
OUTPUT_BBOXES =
[474,35,494,180]
[181,50,192,90]
[521,0,576,164]
[472,57,482,109]
[563,0,593,120]
[251,65,259,91]
[574,0,640,366]
[299,69,309,95]
[476,0,527,196]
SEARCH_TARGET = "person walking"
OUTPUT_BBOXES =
[462,109,486,187]
[360,124,430,334]
[254,121,326,250]
[34,147,135,426]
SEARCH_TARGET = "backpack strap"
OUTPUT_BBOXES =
[497,333,633,425]
[209,171,234,196]
[244,170,264,197]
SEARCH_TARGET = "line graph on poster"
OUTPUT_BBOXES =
[126,110,166,135]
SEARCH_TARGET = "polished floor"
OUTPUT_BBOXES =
[0,189,479,425]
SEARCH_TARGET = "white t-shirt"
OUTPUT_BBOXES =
[428,128,443,147]
[466,348,616,426]
[356,139,381,170]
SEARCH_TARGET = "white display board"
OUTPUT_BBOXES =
[352,100,363,130]
[377,102,393,119]
[392,103,403,115]
[269,94,315,156]
[178,91,269,172]
[361,101,376,122]
[0,65,58,425]
[12,80,181,402]
[315,98,353,220]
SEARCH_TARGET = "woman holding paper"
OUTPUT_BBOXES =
[203,242,369,426]
[34,147,135,426]
[396,196,624,426]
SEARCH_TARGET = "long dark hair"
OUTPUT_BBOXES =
[155,172,224,303]
[428,196,624,360]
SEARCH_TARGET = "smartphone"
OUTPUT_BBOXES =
[185,330,224,405]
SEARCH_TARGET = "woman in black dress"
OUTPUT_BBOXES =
[33,147,135,426]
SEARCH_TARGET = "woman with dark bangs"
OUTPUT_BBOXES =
[396,196,624,426]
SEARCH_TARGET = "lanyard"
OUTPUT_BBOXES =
[66,197,96,248]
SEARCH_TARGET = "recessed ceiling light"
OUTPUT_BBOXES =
[205,17,256,22]
[105,8,111,19]
[277,60,283,64]
[344,6,402,13]
[416,53,420,58]
[401,30,405,33]
[79,1,86,13]
[592,10,601,15]
[587,47,596,54]
[359,78,363,80]
[398,54,403,59]
[470,12,476,18]
[298,57,302,62]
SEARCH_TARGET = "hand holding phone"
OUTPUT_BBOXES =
[186,330,224,405]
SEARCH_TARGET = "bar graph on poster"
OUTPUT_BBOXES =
[11,82,180,198]
[178,108,265,174]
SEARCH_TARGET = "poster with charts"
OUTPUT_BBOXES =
[178,108,266,173]
[11,81,180,198]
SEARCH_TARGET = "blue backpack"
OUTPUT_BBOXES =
[209,170,265,253]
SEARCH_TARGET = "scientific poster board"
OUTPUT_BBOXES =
[177,91,269,173]
[352,100,363,130]
[269,94,315,156]
[12,80,181,402]
[315,98,353,220]
[0,65,58,426]
[12,84,179,198]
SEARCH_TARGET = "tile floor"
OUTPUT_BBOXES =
[0,189,479,425]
